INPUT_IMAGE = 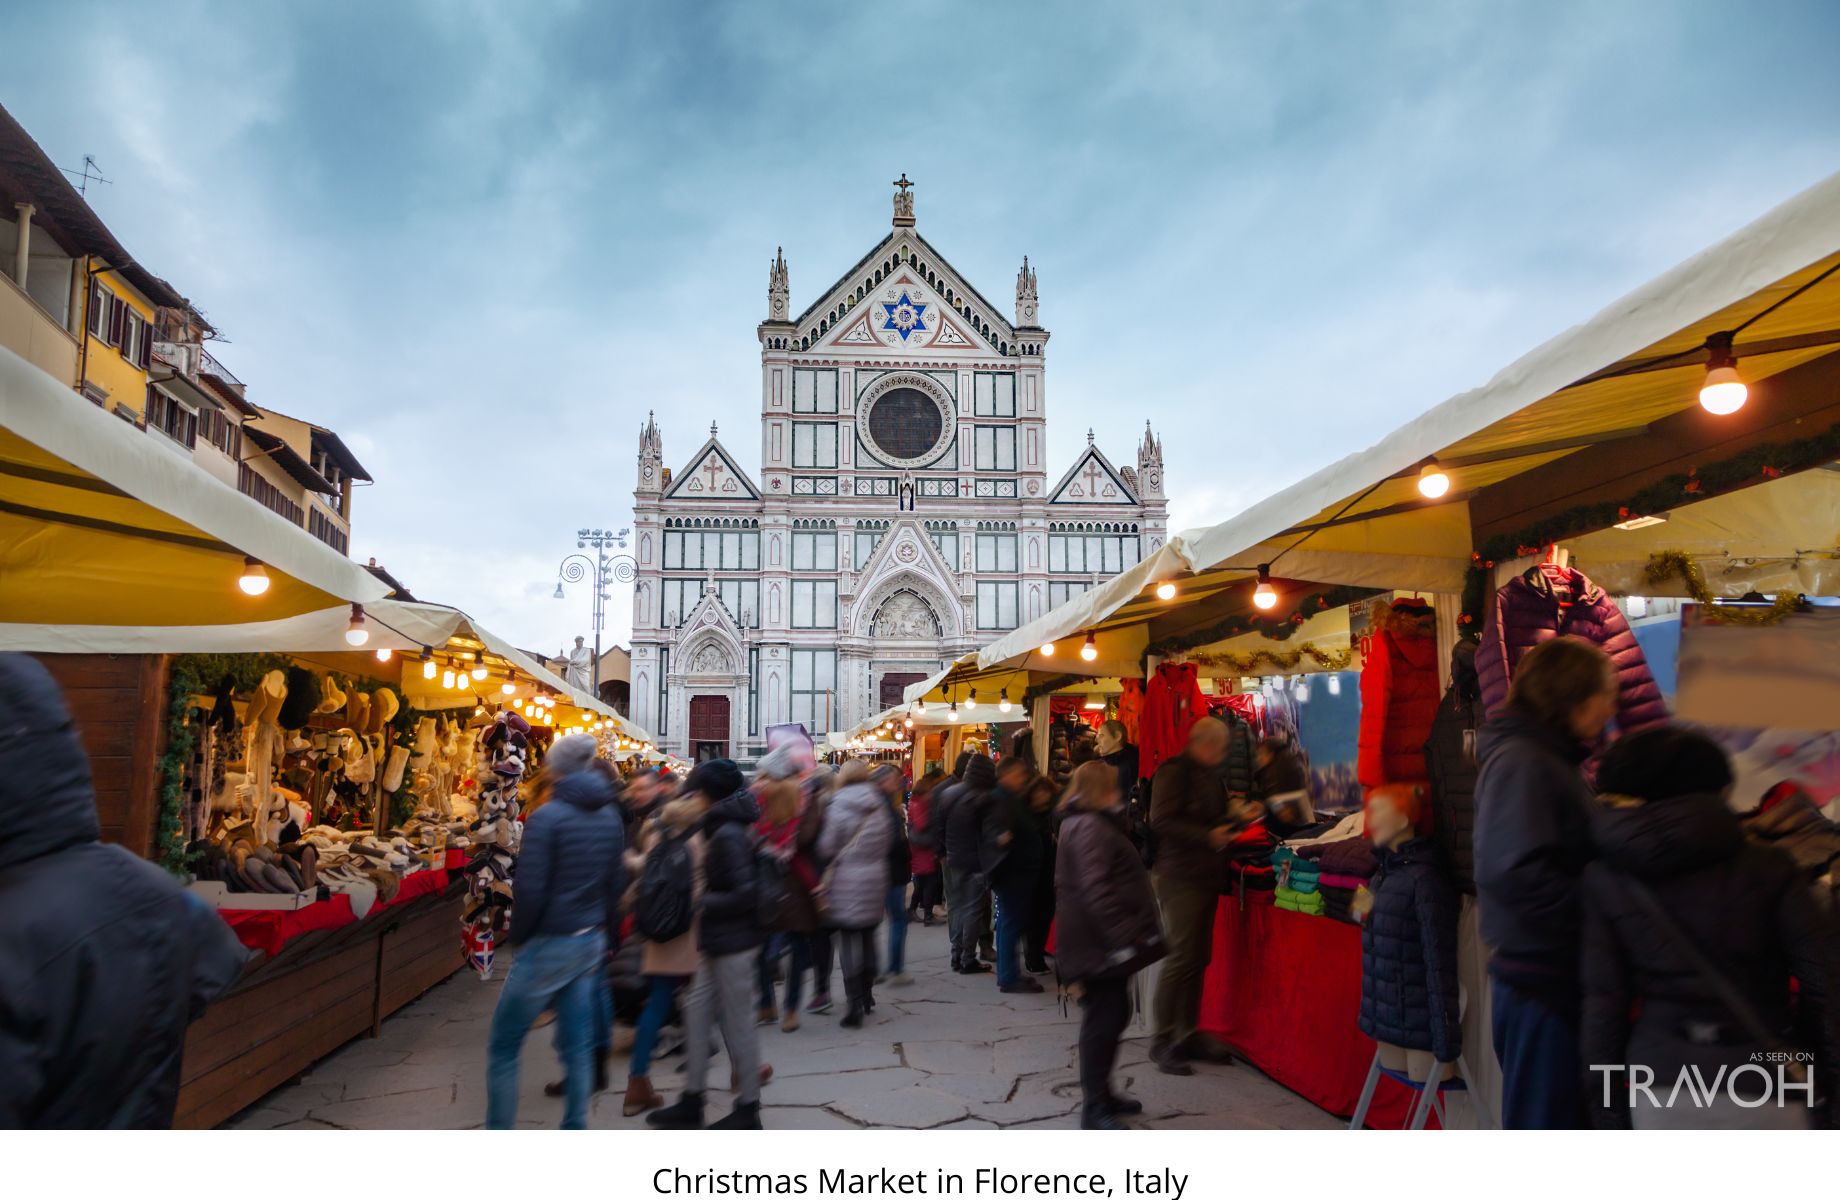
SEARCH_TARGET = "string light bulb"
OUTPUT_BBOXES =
[238,557,270,596]
[965,689,978,710]
[915,698,926,715]
[1080,632,1098,662]
[501,669,517,696]
[1040,641,1056,657]
[1699,331,1747,415]
[1155,579,1177,601]
[904,711,915,728]
[441,667,456,690]
[1253,565,1279,611]
[947,701,959,722]
[344,604,370,647]
[998,688,1012,714]
[374,647,393,663]
[1417,460,1451,500]
[420,646,436,679]
[470,652,488,681]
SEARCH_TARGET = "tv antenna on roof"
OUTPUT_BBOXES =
[60,155,111,197]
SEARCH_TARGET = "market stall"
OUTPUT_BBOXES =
[940,168,1840,1127]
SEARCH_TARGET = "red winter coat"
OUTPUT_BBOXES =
[1138,661,1206,779]
[1357,600,1440,790]
[906,790,939,876]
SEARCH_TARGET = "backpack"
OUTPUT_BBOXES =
[752,830,792,932]
[634,830,695,942]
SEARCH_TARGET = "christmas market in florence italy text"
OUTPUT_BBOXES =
[651,1169,1189,1198]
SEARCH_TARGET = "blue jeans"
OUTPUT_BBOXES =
[486,930,605,1129]
[1491,978,1584,1130]
[629,974,683,1078]
[993,880,1033,987]
[882,884,910,974]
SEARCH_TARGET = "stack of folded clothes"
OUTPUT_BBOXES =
[1273,846,1326,915]
[1299,836,1378,924]
[1222,820,1279,900]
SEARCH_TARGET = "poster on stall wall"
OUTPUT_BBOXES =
[1677,603,1840,818]
[1675,604,1840,732]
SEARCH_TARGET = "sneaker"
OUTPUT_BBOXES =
[755,1005,778,1026]
[888,971,914,986]
[1150,1040,1194,1077]
[807,993,833,1014]
[999,978,1044,994]
[956,961,991,975]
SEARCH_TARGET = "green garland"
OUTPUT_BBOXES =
[155,653,290,875]
[1142,584,1376,670]
[1644,550,1806,626]
[1459,422,1840,631]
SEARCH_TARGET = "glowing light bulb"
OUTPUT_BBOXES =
[965,689,978,710]
[501,680,515,695]
[999,689,1012,714]
[471,659,488,681]
[947,703,959,723]
[1040,642,1056,657]
[421,647,436,679]
[1080,632,1098,662]
[904,714,914,728]
[1417,461,1450,500]
[1253,565,1279,611]
[344,604,369,646]
[1155,580,1177,601]
[1699,332,1747,415]
[442,668,456,689]
[374,647,393,662]
[238,558,270,596]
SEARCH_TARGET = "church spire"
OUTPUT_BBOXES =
[1016,255,1039,326]
[767,246,790,321]
[892,173,915,227]
[636,411,664,495]
[1136,420,1165,501]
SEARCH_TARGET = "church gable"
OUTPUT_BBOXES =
[797,233,1016,356]
[665,436,761,501]
[1049,444,1139,506]
[850,520,964,635]
[677,587,746,674]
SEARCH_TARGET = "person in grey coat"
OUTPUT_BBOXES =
[818,761,894,1028]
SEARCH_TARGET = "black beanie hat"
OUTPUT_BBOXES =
[278,666,319,730]
[1597,725,1733,802]
[685,758,745,801]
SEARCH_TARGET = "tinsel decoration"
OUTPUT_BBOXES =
[1642,550,1805,626]
[1182,643,1354,674]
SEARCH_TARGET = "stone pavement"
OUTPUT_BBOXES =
[226,920,1340,1130]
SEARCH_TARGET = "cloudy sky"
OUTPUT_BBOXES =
[6,0,1838,656]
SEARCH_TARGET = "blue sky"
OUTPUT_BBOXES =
[5,0,1838,656]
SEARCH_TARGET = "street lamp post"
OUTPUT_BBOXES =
[554,527,636,695]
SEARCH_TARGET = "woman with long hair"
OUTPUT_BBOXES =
[1474,635,1618,1129]
[906,769,947,924]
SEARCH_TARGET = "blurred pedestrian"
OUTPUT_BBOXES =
[907,770,946,924]
[0,654,246,1127]
[872,764,914,984]
[1057,761,1166,1129]
[818,761,894,1028]
[1474,636,1616,1129]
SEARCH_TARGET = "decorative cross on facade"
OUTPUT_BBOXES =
[703,454,725,491]
[893,174,913,193]
[1083,458,1104,495]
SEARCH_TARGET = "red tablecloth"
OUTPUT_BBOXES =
[1199,894,1432,1128]
[388,868,449,907]
[219,893,356,957]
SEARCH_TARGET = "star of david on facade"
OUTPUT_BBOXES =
[881,291,928,341]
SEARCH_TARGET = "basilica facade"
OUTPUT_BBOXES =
[629,181,1167,762]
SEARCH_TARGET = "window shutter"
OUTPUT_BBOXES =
[137,318,153,368]
[87,285,101,336]
[108,296,123,346]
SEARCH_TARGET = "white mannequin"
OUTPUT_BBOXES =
[1367,789,1456,1086]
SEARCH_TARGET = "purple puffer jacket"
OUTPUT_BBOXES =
[1476,566,1669,735]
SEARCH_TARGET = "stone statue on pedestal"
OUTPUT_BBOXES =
[565,636,592,691]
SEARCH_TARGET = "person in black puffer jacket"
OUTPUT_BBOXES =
[944,754,1000,973]
[1583,727,1839,1129]
[1473,636,1617,1129]
[1358,784,1461,1069]
[649,759,768,1131]
[488,734,627,1130]
[1222,712,1256,801]
[0,654,247,1129]
[1425,639,1482,894]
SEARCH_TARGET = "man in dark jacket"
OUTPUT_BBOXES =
[1148,716,1235,1074]
[0,654,246,1128]
[486,733,626,1130]
[649,759,767,1130]
[989,756,1048,993]
[943,754,999,974]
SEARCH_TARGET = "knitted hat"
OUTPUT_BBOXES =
[961,753,996,790]
[547,733,599,779]
[1597,725,1732,803]
[755,744,805,782]
[684,758,745,801]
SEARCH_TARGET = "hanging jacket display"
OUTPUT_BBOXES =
[1476,564,1669,735]
[1138,660,1206,779]
[1356,598,1440,791]
[1424,639,1482,895]
[1358,837,1462,1063]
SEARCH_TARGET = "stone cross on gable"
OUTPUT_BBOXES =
[1083,457,1104,496]
[703,454,725,491]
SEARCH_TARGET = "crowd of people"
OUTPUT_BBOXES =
[5,642,1836,1131]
